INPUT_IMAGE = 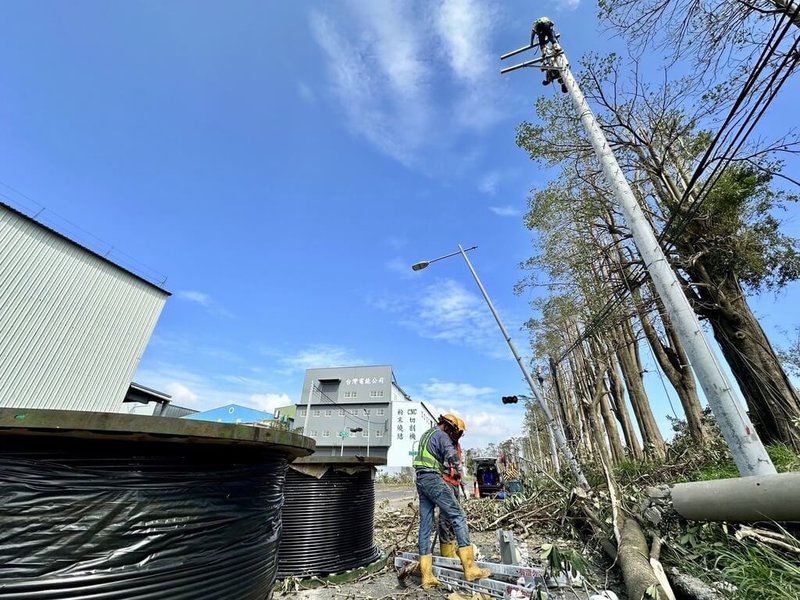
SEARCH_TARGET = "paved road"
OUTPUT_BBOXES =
[375,480,475,504]
[375,484,415,503]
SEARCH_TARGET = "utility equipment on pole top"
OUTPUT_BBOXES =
[500,26,776,477]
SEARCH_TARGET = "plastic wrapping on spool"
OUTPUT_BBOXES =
[277,465,380,578]
[0,436,287,600]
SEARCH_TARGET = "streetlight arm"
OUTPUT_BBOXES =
[412,246,478,271]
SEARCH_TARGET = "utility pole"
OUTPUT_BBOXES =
[456,245,590,489]
[412,245,589,488]
[501,34,775,476]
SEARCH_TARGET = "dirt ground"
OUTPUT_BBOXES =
[273,483,626,600]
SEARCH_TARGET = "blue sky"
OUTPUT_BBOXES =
[1,1,798,451]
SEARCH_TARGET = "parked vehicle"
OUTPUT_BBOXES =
[473,457,502,497]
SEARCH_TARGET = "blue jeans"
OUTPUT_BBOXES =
[416,471,469,554]
[437,481,460,543]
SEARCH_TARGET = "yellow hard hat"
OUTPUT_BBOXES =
[455,416,466,433]
[441,414,465,434]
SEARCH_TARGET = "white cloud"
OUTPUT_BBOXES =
[250,393,293,413]
[164,381,198,405]
[435,0,492,84]
[177,290,211,306]
[309,9,430,166]
[385,235,408,251]
[369,278,510,358]
[175,290,233,318]
[297,81,315,104]
[279,344,368,373]
[309,2,505,169]
[554,0,581,9]
[478,170,501,195]
[489,205,520,217]
[351,1,431,99]
[135,363,296,413]
[409,378,525,449]
[435,0,502,130]
[385,257,415,279]
[400,278,507,358]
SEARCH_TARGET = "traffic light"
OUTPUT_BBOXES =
[501,395,519,404]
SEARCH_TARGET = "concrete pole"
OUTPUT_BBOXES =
[553,49,775,476]
[302,380,314,435]
[538,380,562,473]
[547,425,560,474]
[458,244,590,488]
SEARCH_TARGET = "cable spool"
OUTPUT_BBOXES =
[277,457,385,578]
[0,409,314,600]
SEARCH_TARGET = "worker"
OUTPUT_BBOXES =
[437,415,466,559]
[543,67,568,94]
[531,16,557,55]
[413,414,491,589]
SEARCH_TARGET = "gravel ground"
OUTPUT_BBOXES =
[274,483,626,600]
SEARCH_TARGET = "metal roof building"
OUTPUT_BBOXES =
[0,202,170,412]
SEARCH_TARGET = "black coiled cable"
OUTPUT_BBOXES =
[277,466,380,578]
[0,436,288,600]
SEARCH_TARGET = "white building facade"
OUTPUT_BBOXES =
[298,365,436,468]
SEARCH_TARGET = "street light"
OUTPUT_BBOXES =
[411,244,588,489]
[411,246,478,271]
[340,427,363,456]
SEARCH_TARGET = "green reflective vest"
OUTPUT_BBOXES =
[412,427,444,473]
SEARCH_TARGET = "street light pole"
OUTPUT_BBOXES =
[412,244,590,489]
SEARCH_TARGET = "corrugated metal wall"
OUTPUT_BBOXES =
[0,205,169,412]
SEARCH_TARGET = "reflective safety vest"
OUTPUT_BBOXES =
[412,427,444,473]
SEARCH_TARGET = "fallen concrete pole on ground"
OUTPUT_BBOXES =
[670,472,800,522]
[642,472,800,525]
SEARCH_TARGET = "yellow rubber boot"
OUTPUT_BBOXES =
[456,545,491,582]
[419,554,440,589]
[440,541,457,558]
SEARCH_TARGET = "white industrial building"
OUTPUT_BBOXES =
[0,202,170,413]
[298,365,437,470]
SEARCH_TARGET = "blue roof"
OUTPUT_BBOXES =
[182,404,274,424]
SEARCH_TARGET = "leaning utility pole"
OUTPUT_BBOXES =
[412,245,590,489]
[456,245,590,489]
[501,34,776,476]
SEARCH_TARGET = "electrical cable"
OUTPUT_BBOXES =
[276,465,380,578]
[0,435,288,600]
[659,5,800,245]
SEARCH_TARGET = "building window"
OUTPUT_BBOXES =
[364,408,370,416]
[310,430,318,437]
[298,409,306,417]
[361,430,369,437]
[324,409,332,417]
[338,409,345,416]
[377,408,385,416]
[376,430,383,438]
[312,409,321,417]
[322,430,330,437]
[344,391,358,398]
[369,390,384,397]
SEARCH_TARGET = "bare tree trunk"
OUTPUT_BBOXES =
[690,271,800,450]
[613,320,667,459]
[607,348,644,459]
[550,355,577,445]
[633,282,707,442]
[590,338,627,464]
